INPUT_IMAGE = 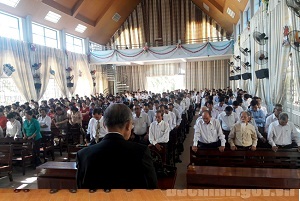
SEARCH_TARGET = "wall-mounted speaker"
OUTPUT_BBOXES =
[233,75,241,80]
[67,83,74,88]
[255,68,269,79]
[229,76,235,81]
[242,73,252,80]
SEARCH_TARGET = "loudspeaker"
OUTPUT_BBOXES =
[242,73,252,80]
[255,68,269,79]
[67,83,74,88]
[233,75,241,80]
[229,76,234,81]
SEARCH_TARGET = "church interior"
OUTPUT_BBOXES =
[0,0,300,200]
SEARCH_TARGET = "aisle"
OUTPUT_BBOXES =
[174,116,197,188]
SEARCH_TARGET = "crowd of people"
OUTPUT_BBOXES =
[0,87,299,167]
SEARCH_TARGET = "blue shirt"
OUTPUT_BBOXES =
[248,108,266,127]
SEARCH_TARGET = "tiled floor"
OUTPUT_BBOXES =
[0,117,196,189]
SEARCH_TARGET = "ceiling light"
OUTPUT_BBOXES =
[0,0,20,7]
[112,13,121,22]
[203,3,209,11]
[75,24,87,33]
[227,7,235,18]
[237,0,241,2]
[44,11,61,23]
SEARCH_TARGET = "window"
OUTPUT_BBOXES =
[0,11,22,40]
[90,41,104,52]
[66,34,84,54]
[40,77,65,101]
[146,75,185,93]
[32,23,60,48]
[0,77,26,106]
[236,23,241,36]
[243,8,251,29]
[254,0,262,13]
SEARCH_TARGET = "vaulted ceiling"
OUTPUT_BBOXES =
[0,0,248,45]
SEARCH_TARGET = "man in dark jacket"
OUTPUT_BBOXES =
[76,103,157,189]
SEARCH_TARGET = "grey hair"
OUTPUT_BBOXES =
[279,112,289,121]
[103,103,133,129]
[240,111,252,117]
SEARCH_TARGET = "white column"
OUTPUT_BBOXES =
[24,15,33,43]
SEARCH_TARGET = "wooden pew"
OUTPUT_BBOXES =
[40,131,55,162]
[0,138,35,175]
[190,147,300,169]
[0,145,13,181]
[67,145,86,162]
[187,147,300,189]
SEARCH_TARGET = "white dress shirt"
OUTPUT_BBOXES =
[210,108,219,119]
[265,113,278,133]
[174,103,183,116]
[163,113,173,130]
[214,103,228,113]
[6,120,22,138]
[168,111,176,130]
[193,118,226,146]
[180,99,187,114]
[38,115,52,132]
[133,112,150,135]
[268,120,300,147]
[195,95,201,104]
[149,120,170,145]
[87,116,107,140]
[259,106,268,116]
[171,108,182,126]
[218,112,239,131]
[232,106,244,117]
[142,110,155,123]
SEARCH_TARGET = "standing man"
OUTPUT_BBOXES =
[76,104,157,189]
[132,105,151,144]
[192,111,226,152]
[87,108,107,145]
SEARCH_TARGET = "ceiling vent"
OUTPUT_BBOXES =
[112,13,121,22]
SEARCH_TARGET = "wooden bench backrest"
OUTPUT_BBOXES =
[190,147,300,169]
[0,145,13,167]
[0,138,34,156]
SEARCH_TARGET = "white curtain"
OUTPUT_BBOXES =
[67,52,93,96]
[89,64,108,94]
[267,1,290,107]
[50,48,69,97]
[30,44,52,100]
[185,59,230,90]
[0,37,36,101]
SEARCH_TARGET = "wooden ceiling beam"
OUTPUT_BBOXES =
[72,0,85,17]
[75,14,95,26]
[206,0,224,13]
[41,0,72,16]
[94,0,116,26]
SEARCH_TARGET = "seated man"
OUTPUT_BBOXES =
[87,108,107,145]
[214,97,228,114]
[268,113,300,152]
[192,110,226,152]
[228,111,257,151]
[232,100,244,117]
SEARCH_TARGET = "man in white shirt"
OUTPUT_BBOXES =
[205,100,219,119]
[159,105,173,130]
[168,103,181,129]
[38,108,52,132]
[265,104,283,133]
[149,110,170,151]
[192,111,226,152]
[132,105,151,144]
[218,106,239,141]
[87,108,107,144]
[232,101,244,117]
[214,97,228,114]
[256,97,268,116]
[142,103,155,123]
[268,112,300,152]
